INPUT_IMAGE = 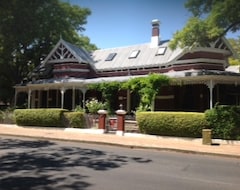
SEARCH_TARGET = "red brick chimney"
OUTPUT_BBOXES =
[151,19,160,48]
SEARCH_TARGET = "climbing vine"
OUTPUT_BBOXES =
[123,73,170,111]
[88,73,170,112]
[88,81,122,113]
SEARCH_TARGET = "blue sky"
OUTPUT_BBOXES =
[69,0,239,49]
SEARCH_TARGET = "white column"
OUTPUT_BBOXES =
[81,88,87,110]
[206,80,215,109]
[27,89,32,109]
[60,88,65,109]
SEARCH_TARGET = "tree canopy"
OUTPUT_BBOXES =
[169,0,240,49]
[228,37,240,65]
[0,0,97,104]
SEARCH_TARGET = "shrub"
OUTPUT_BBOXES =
[74,105,85,112]
[64,112,85,128]
[85,98,106,114]
[0,110,3,122]
[136,112,208,138]
[0,108,15,124]
[14,109,66,127]
[205,105,240,140]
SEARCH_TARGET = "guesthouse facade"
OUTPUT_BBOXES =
[15,19,240,113]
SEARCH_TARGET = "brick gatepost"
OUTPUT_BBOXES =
[116,105,127,136]
[97,109,108,133]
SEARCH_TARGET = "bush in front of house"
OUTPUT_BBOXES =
[63,112,85,128]
[0,108,16,124]
[205,105,240,140]
[136,112,208,138]
[14,108,66,127]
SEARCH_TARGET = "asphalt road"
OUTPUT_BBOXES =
[0,136,240,190]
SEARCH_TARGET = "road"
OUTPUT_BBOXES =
[0,136,240,190]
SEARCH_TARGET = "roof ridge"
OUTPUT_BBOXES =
[94,39,171,52]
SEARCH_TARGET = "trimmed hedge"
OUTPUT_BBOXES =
[14,109,66,127]
[136,112,208,138]
[63,112,85,128]
[205,105,240,140]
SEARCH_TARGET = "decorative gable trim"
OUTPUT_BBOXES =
[48,42,78,63]
[42,39,90,65]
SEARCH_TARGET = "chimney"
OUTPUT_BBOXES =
[151,19,160,48]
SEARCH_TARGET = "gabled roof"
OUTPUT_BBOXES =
[42,39,94,65]
[91,40,183,72]
[30,39,95,79]
[63,40,94,64]
[30,35,236,81]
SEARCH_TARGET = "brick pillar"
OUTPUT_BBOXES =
[116,108,126,136]
[97,110,107,133]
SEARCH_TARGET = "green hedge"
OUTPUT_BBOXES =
[136,112,208,138]
[205,105,240,140]
[14,109,66,127]
[63,112,85,128]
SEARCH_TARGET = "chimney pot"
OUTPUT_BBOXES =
[151,19,160,48]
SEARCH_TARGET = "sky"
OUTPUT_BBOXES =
[68,0,239,49]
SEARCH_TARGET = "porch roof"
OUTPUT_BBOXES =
[15,69,240,91]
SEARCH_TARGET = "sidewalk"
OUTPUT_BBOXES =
[0,124,240,158]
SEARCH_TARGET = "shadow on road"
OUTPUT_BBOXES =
[0,137,152,190]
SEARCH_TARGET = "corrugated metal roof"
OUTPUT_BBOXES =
[91,41,183,71]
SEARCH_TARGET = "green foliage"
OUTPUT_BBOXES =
[123,74,170,111]
[136,112,208,138]
[64,112,85,128]
[0,110,3,122]
[85,98,106,114]
[169,17,210,49]
[74,105,85,112]
[14,108,66,127]
[0,108,15,124]
[89,82,122,112]
[228,38,240,65]
[0,0,97,103]
[170,0,240,49]
[88,74,170,112]
[205,105,240,140]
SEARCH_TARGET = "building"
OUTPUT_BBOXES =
[15,19,240,112]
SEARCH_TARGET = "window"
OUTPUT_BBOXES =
[105,53,117,61]
[129,50,140,59]
[156,47,167,56]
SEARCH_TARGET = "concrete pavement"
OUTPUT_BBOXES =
[0,124,240,158]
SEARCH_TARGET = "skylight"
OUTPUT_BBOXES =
[105,53,117,61]
[156,47,167,56]
[129,50,140,59]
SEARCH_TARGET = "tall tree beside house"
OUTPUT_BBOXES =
[228,37,240,66]
[0,0,97,105]
[169,0,240,50]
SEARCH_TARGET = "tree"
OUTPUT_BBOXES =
[228,37,240,65]
[169,0,240,49]
[0,0,97,104]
